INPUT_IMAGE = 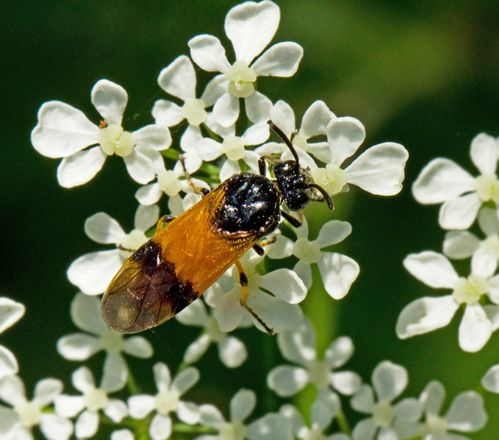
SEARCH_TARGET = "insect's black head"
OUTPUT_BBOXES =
[270,123,333,212]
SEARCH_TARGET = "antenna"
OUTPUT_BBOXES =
[270,122,300,165]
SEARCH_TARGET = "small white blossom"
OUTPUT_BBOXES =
[128,363,200,440]
[176,298,247,368]
[111,429,134,440]
[280,392,349,440]
[412,132,499,229]
[397,249,499,352]
[0,375,72,440]
[351,361,421,440]
[55,366,127,439]
[256,100,334,163]
[311,117,408,197]
[267,217,359,299]
[444,206,499,260]
[188,0,303,127]
[481,364,499,394]
[0,297,25,379]
[197,120,270,181]
[419,381,487,439]
[213,253,306,333]
[195,389,293,440]
[268,317,361,397]
[57,293,153,380]
[31,79,171,187]
[67,204,159,295]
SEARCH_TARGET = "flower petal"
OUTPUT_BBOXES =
[57,147,107,188]
[327,117,366,166]
[183,335,211,364]
[201,74,229,106]
[331,371,362,395]
[134,203,160,232]
[171,367,200,395]
[372,361,407,402]
[277,317,316,364]
[150,413,172,440]
[153,362,171,391]
[477,206,499,236]
[158,55,196,101]
[218,336,247,368]
[55,395,85,418]
[128,394,155,418]
[231,389,256,422]
[471,248,497,278]
[248,413,293,440]
[104,399,128,422]
[123,149,155,184]
[91,79,127,126]
[214,290,244,332]
[84,212,125,245]
[482,364,499,393]
[241,121,270,146]
[40,413,74,440]
[135,183,162,205]
[245,91,272,124]
[0,346,18,379]
[346,143,408,196]
[57,333,101,360]
[412,158,475,204]
[34,378,63,407]
[152,99,184,127]
[403,251,458,288]
[123,336,153,358]
[443,231,479,259]
[188,35,230,72]
[317,220,352,248]
[458,303,492,352]
[439,192,482,230]
[225,0,280,65]
[133,125,171,151]
[72,366,95,393]
[32,101,99,158]
[249,293,303,333]
[300,100,333,138]
[396,295,459,338]
[101,353,127,392]
[212,91,240,127]
[470,132,498,175]
[351,385,375,414]
[260,269,307,304]
[252,42,303,77]
[0,298,25,333]
[0,375,25,406]
[419,380,445,416]
[318,252,359,299]
[325,336,354,368]
[446,391,487,432]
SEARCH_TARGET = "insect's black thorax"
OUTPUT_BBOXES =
[215,173,281,237]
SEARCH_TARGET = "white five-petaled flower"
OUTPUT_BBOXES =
[256,100,334,163]
[31,79,171,187]
[176,298,248,368]
[267,218,359,300]
[152,55,226,172]
[188,0,303,127]
[310,117,408,197]
[128,363,200,440]
[67,204,159,295]
[57,293,153,380]
[397,249,499,352]
[0,375,73,440]
[55,366,128,439]
[0,297,25,380]
[350,361,421,440]
[418,380,487,440]
[444,206,499,260]
[412,132,499,230]
[213,253,306,333]
[195,389,293,440]
[267,317,361,397]
[197,120,270,181]
[280,392,349,440]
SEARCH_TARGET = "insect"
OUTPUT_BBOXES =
[101,123,333,334]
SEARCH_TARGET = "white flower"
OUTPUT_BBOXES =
[55,366,127,439]
[267,217,359,299]
[481,364,499,394]
[31,79,171,187]
[197,121,270,181]
[195,389,293,440]
[351,361,421,440]
[412,132,499,229]
[280,392,349,440]
[111,429,134,440]
[267,317,361,397]
[397,249,499,352]
[128,363,200,440]
[256,100,334,163]
[188,0,303,127]
[57,293,153,379]
[311,117,408,197]
[152,55,226,172]
[0,297,25,379]
[444,206,499,259]
[176,298,247,368]
[419,381,487,439]
[0,375,73,440]
[67,204,159,295]
[213,253,306,333]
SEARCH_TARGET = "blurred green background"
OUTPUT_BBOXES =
[3,0,499,438]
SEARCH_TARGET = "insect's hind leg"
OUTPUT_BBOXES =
[234,260,274,335]
[179,155,210,197]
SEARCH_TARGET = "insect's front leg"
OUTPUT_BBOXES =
[280,210,304,228]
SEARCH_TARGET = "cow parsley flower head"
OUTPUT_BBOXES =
[412,132,499,230]
[0,375,73,440]
[188,0,303,127]
[397,249,499,352]
[268,317,361,397]
[31,79,171,187]
[350,361,421,440]
[57,293,153,378]
[418,380,487,439]
[128,363,200,440]
[0,297,25,379]
[67,204,159,295]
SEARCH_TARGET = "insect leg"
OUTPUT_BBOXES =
[234,260,274,335]
[179,155,210,197]
[280,210,304,228]
[252,235,277,255]
[258,155,276,176]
